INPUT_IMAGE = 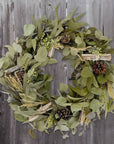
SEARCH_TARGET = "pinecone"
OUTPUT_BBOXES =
[56,108,70,120]
[60,34,70,44]
[93,61,107,74]
[14,69,24,84]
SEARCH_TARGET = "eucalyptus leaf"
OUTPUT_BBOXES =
[24,24,35,36]
[81,67,93,78]
[14,113,28,122]
[71,102,89,112]
[63,47,70,56]
[13,42,22,53]
[60,83,68,92]
[35,47,48,62]
[55,97,67,106]
[48,58,58,64]
[75,36,82,44]
[90,99,101,112]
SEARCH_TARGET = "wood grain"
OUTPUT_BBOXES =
[0,0,114,144]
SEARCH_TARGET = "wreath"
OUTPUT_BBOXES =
[0,5,114,139]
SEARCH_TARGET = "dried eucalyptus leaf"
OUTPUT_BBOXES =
[24,24,35,36]
[91,87,104,96]
[13,42,22,53]
[90,99,101,112]
[71,48,77,56]
[55,125,69,132]
[26,39,33,49]
[14,113,28,122]
[55,96,67,106]
[97,75,107,84]
[35,47,48,62]
[95,30,102,39]
[71,102,89,112]
[81,67,93,78]
[63,47,70,56]
[5,45,15,59]
[48,58,58,64]
[17,53,32,67]
[60,83,68,92]
[37,120,46,132]
[75,36,82,44]
[69,85,88,96]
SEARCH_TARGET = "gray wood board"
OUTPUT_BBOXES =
[0,0,114,144]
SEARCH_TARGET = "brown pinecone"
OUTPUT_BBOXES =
[60,34,70,44]
[56,108,70,120]
[14,69,24,84]
[93,61,107,74]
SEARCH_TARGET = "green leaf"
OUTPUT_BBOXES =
[107,82,114,99]
[24,24,35,36]
[14,113,28,122]
[67,95,83,101]
[55,97,67,106]
[5,45,15,59]
[69,85,88,96]
[0,59,4,69]
[90,99,101,112]
[26,39,33,49]
[81,67,93,78]
[63,47,70,56]
[75,36,82,44]
[48,58,58,64]
[105,73,114,83]
[27,68,35,78]
[74,12,86,22]
[10,104,19,111]
[66,21,88,32]
[37,120,46,132]
[71,102,89,112]
[95,30,102,39]
[17,53,32,67]
[61,8,76,24]
[50,5,59,38]
[77,41,86,48]
[35,47,48,62]
[13,43,22,53]
[32,39,37,51]
[60,83,68,92]
[55,125,69,132]
[0,57,14,70]
[71,48,77,56]
[37,18,43,38]
[91,87,104,96]
[97,75,107,84]
[100,36,108,41]
[93,75,99,87]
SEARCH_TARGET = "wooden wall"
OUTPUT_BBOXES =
[0,0,114,144]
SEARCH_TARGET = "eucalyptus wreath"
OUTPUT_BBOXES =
[0,5,114,139]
